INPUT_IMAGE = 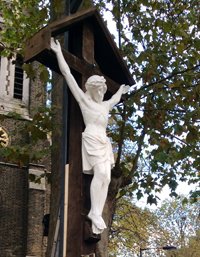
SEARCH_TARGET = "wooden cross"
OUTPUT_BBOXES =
[25,7,134,257]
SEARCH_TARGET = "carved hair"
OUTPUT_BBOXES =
[85,75,107,94]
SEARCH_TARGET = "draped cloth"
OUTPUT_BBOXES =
[82,131,115,174]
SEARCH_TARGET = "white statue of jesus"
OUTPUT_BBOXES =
[51,38,130,234]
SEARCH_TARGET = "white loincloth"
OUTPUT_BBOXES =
[82,131,115,174]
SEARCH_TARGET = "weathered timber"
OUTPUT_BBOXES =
[25,32,125,96]
[81,21,101,255]
[67,87,83,256]
[24,8,134,88]
[61,49,122,96]
[84,219,101,243]
[82,21,94,65]
[49,7,97,36]
[25,28,51,64]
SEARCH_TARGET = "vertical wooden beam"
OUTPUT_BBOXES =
[66,25,84,255]
[81,21,100,256]
[67,92,83,257]
[82,21,94,65]
[66,21,99,257]
[63,164,69,257]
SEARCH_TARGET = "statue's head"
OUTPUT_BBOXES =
[85,75,107,94]
[85,75,107,103]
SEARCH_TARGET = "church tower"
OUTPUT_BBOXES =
[0,12,50,257]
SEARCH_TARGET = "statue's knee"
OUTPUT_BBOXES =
[96,171,110,185]
[94,163,111,185]
[104,174,111,185]
[101,169,111,185]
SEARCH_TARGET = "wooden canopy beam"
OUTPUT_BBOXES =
[24,28,122,96]
[49,8,97,36]
[53,49,121,94]
[24,8,134,89]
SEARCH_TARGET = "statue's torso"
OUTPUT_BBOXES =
[79,99,109,135]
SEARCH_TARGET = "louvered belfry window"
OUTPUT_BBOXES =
[14,57,23,100]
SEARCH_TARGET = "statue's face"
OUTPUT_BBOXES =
[85,75,107,103]
[89,83,106,103]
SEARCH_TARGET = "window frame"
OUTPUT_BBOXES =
[0,55,30,118]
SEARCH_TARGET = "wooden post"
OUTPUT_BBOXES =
[63,164,69,257]
[66,21,99,256]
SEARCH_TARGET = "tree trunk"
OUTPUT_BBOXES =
[96,196,116,257]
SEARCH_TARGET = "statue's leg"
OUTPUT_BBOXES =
[88,162,110,233]
[98,160,111,216]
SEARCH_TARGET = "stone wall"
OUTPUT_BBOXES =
[0,58,51,257]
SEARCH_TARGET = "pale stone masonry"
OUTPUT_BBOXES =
[0,56,30,118]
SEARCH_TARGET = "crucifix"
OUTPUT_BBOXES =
[25,7,134,257]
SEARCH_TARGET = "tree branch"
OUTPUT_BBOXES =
[142,108,187,114]
[115,104,127,170]
[130,125,146,176]
[128,64,200,98]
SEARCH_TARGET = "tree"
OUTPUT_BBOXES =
[108,196,199,257]
[0,0,49,57]
[0,0,52,166]
[108,196,167,256]
[1,1,200,256]
[94,0,200,199]
[155,197,200,254]
[95,1,199,255]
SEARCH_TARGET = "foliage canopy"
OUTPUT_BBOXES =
[109,196,200,256]
[0,0,199,200]
[94,0,200,203]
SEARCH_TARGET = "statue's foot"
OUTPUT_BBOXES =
[88,212,106,234]
[92,223,104,234]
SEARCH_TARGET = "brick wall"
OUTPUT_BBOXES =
[0,58,51,257]
[26,189,45,256]
[0,163,28,257]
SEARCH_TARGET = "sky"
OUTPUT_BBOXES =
[136,183,196,210]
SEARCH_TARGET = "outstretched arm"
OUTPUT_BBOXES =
[50,38,85,103]
[108,84,130,109]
